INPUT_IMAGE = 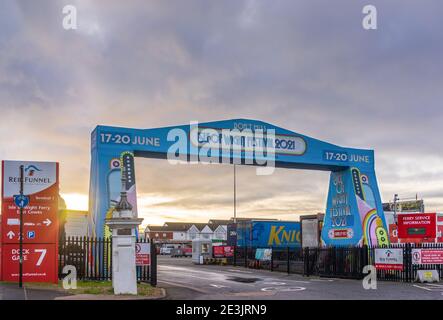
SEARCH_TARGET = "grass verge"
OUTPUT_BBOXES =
[1,280,162,297]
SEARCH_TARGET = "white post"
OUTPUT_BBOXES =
[105,167,143,295]
[111,227,138,295]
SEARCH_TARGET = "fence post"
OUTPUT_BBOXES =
[270,248,274,272]
[58,236,63,280]
[304,247,309,276]
[362,245,368,279]
[150,241,157,287]
[332,247,336,277]
[406,243,411,282]
[287,247,290,274]
[233,245,237,266]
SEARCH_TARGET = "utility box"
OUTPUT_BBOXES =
[300,214,324,248]
[192,239,212,264]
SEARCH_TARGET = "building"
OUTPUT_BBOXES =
[144,219,230,243]
[59,209,89,238]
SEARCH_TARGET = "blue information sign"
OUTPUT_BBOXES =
[13,194,30,208]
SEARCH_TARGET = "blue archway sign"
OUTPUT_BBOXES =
[88,119,389,246]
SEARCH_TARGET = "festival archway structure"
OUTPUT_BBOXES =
[88,119,389,247]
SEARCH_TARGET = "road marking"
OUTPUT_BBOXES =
[261,286,306,292]
[159,270,256,287]
[262,282,286,286]
[210,284,229,288]
[423,283,443,288]
[23,286,28,300]
[158,279,210,294]
[310,279,334,282]
[413,284,434,291]
[231,291,275,297]
[228,269,253,274]
[287,280,310,284]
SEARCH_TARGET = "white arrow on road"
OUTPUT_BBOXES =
[43,218,52,227]
[7,231,15,239]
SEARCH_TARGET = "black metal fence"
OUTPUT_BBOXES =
[229,244,443,282]
[58,236,157,286]
[230,246,305,274]
[304,246,368,279]
[368,243,443,282]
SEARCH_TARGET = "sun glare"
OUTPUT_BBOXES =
[61,193,89,211]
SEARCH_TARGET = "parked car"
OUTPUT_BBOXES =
[160,244,175,255]
[170,247,192,258]
[171,248,185,257]
[184,247,192,257]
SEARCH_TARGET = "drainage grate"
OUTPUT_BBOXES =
[226,277,261,283]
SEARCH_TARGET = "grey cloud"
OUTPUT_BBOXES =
[1,1,443,222]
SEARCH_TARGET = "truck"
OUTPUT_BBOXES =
[234,220,301,248]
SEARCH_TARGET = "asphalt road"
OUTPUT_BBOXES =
[0,283,71,300]
[157,256,443,300]
[2,257,442,300]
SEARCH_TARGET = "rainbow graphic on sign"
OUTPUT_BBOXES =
[352,168,389,246]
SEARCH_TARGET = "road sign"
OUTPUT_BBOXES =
[1,161,59,284]
[1,243,58,283]
[1,202,58,244]
[398,213,436,239]
[412,249,443,265]
[375,248,404,270]
[13,195,29,209]
[135,243,150,266]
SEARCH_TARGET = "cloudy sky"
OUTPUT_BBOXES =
[1,1,442,227]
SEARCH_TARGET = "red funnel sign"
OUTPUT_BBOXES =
[1,161,59,283]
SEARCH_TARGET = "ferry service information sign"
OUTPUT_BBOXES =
[0,161,59,283]
[398,213,437,239]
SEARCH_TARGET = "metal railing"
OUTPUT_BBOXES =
[229,243,443,282]
[58,236,157,286]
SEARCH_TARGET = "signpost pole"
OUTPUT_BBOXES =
[233,164,236,224]
[19,165,24,288]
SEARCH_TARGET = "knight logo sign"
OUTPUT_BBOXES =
[374,248,404,270]
[1,160,59,283]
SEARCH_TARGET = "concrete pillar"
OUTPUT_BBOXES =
[105,166,143,295]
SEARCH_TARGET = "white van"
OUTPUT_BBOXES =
[160,244,176,255]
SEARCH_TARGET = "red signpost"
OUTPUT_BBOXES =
[0,161,59,284]
[397,213,436,239]
[213,245,234,258]
[1,243,58,283]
